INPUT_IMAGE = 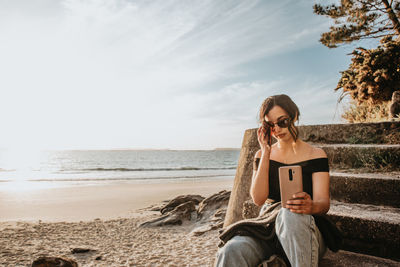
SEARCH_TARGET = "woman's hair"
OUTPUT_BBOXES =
[258,94,300,142]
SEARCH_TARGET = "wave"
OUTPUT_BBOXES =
[26,173,234,182]
[61,166,237,172]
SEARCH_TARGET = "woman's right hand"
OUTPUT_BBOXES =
[257,126,271,156]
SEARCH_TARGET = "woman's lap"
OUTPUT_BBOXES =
[215,206,327,267]
[214,235,273,267]
[275,208,326,267]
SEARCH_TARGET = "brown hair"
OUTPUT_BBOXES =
[258,94,300,142]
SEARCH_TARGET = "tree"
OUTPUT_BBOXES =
[336,36,400,104]
[313,0,400,48]
[314,0,400,113]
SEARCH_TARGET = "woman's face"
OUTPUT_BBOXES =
[264,105,293,141]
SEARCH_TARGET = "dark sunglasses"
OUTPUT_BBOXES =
[264,117,291,128]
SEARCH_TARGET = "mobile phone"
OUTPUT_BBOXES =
[262,121,272,146]
[279,165,303,208]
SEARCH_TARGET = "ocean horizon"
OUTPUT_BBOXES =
[0,149,240,191]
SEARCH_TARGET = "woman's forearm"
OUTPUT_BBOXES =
[250,153,270,206]
[311,198,330,215]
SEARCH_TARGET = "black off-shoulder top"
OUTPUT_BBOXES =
[253,157,329,201]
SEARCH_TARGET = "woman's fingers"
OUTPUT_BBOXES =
[287,193,313,214]
[258,127,264,138]
[287,199,304,205]
[257,128,265,143]
[292,192,310,200]
[257,126,271,154]
[290,209,307,214]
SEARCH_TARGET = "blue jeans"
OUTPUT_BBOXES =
[214,205,327,267]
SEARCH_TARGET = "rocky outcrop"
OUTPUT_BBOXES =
[140,191,231,235]
[160,195,204,214]
[140,201,196,227]
[191,206,228,236]
[197,190,230,220]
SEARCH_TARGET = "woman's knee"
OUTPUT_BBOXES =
[275,208,312,234]
[215,235,267,266]
[218,236,257,256]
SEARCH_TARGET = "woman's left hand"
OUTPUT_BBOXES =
[286,192,313,214]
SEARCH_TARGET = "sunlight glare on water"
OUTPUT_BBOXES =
[0,148,48,191]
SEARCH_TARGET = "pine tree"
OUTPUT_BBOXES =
[314,0,400,48]
[314,0,400,108]
[336,37,400,104]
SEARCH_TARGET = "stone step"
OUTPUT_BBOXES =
[320,249,400,267]
[298,121,400,144]
[314,144,400,172]
[330,171,400,207]
[328,201,400,261]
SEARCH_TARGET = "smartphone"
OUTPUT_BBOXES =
[262,121,272,146]
[279,165,303,208]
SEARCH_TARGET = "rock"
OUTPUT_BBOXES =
[149,206,162,211]
[197,190,230,220]
[139,191,230,231]
[139,201,196,227]
[95,256,102,260]
[198,207,227,232]
[71,248,96,254]
[190,197,230,236]
[160,194,205,214]
[190,221,224,236]
[210,207,227,223]
[190,224,213,236]
[140,191,230,233]
[31,256,78,267]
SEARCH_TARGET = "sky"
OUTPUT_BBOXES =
[0,0,359,150]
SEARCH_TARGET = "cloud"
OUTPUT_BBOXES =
[0,0,342,149]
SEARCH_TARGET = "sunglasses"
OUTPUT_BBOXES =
[264,117,291,129]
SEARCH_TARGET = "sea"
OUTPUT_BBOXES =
[0,149,240,191]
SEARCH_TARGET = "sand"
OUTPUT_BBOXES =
[0,179,234,222]
[0,179,233,266]
[0,214,222,266]
[2,179,400,266]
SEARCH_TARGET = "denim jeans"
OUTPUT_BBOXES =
[214,204,326,267]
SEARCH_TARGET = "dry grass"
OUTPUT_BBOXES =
[341,99,398,123]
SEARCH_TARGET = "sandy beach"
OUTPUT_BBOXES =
[0,179,233,266]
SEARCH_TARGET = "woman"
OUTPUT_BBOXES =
[215,94,330,267]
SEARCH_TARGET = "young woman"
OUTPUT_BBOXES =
[215,94,330,267]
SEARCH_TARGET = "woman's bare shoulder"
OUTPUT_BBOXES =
[311,146,328,158]
[301,141,327,158]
